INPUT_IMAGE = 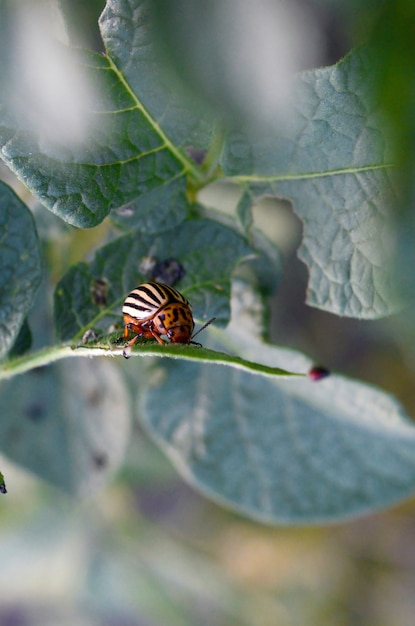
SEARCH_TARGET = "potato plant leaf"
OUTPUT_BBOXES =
[54,217,254,341]
[99,0,213,150]
[0,183,41,360]
[0,358,130,496]
[0,3,206,229]
[222,47,400,319]
[141,326,415,524]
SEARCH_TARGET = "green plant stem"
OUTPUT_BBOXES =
[0,345,78,380]
[0,342,305,381]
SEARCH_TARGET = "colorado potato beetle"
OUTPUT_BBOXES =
[121,281,215,357]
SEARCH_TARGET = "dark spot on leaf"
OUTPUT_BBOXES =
[185,146,207,165]
[92,452,108,469]
[152,258,185,285]
[91,277,109,306]
[24,402,46,421]
[87,388,102,406]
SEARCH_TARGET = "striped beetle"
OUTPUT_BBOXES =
[121,281,215,357]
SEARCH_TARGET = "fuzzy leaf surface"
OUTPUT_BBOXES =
[222,48,400,319]
[0,3,202,229]
[142,326,415,524]
[99,0,213,149]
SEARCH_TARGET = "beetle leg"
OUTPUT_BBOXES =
[124,322,143,338]
[120,323,145,358]
[115,322,140,346]
[139,319,167,345]
[149,327,167,345]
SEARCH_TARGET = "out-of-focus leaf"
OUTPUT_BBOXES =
[0,358,130,496]
[366,4,415,310]
[0,2,208,229]
[99,0,214,149]
[222,47,401,319]
[148,0,322,129]
[141,322,415,524]
[0,182,41,359]
[0,46,190,229]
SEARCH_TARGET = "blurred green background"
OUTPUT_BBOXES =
[2,1,415,625]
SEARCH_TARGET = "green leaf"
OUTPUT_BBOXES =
[0,358,130,495]
[54,217,254,341]
[0,471,6,494]
[9,318,32,358]
[0,340,303,383]
[109,177,189,233]
[54,262,104,342]
[88,341,302,379]
[141,328,415,524]
[99,0,213,150]
[0,183,42,359]
[0,5,204,229]
[222,48,400,319]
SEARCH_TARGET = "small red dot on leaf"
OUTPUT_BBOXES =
[308,365,330,381]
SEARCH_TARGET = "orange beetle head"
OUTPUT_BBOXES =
[167,323,194,343]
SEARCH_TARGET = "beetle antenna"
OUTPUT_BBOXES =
[190,317,216,342]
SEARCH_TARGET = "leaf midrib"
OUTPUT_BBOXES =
[106,55,205,183]
[231,162,395,184]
